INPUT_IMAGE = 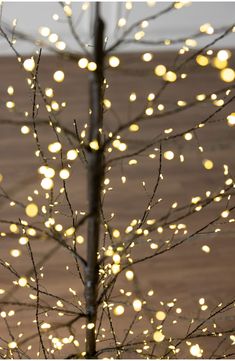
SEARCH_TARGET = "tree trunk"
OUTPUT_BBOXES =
[85,3,104,359]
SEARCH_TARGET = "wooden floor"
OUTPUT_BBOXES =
[0,51,235,359]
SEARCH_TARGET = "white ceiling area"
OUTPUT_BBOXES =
[0,2,235,55]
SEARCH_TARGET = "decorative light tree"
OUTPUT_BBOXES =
[0,1,235,359]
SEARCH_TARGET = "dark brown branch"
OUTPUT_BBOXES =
[27,241,48,358]
[85,3,105,358]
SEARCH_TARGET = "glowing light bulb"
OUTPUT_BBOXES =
[88,62,97,71]
[21,126,30,134]
[55,224,63,232]
[76,235,84,244]
[196,55,209,67]
[19,236,29,245]
[112,229,120,238]
[132,299,142,312]
[142,53,153,62]
[8,341,17,349]
[113,305,125,316]
[156,311,166,321]
[67,149,78,160]
[220,68,235,82]
[113,253,121,264]
[145,107,153,116]
[78,58,88,69]
[10,249,21,257]
[25,203,39,218]
[104,99,112,109]
[23,58,35,72]
[164,71,177,82]
[87,323,95,329]
[18,277,27,287]
[221,210,229,218]
[41,322,51,329]
[153,330,165,343]
[49,33,58,43]
[44,167,55,178]
[89,140,99,150]
[39,26,50,37]
[64,5,72,17]
[185,39,197,47]
[184,132,193,141]
[125,270,134,281]
[109,56,120,68]
[65,227,75,237]
[48,142,61,153]
[111,264,120,274]
[212,58,227,70]
[41,178,54,190]
[190,344,203,358]
[217,50,230,61]
[6,101,15,109]
[7,86,14,95]
[202,245,210,253]
[202,159,213,170]
[118,18,126,27]
[45,88,54,97]
[164,150,174,160]
[227,113,235,126]
[154,65,166,77]
[200,23,214,34]
[10,224,19,233]
[59,169,70,180]
[129,93,137,102]
[56,41,66,51]
[53,70,65,82]
[129,124,139,132]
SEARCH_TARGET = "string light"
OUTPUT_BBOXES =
[132,299,142,312]
[41,178,54,190]
[59,169,70,180]
[23,58,35,72]
[67,149,78,160]
[154,65,167,76]
[190,344,203,358]
[163,71,177,82]
[1,4,234,359]
[78,58,88,69]
[109,56,120,68]
[53,70,65,82]
[196,55,209,66]
[8,342,18,349]
[217,50,231,61]
[142,53,153,62]
[156,311,166,321]
[227,113,235,126]
[202,159,214,170]
[153,330,165,343]
[7,86,14,95]
[18,277,28,287]
[25,203,39,217]
[220,68,235,82]
[164,150,175,160]
[48,142,61,153]
[39,26,50,37]
[88,62,97,71]
[113,305,125,316]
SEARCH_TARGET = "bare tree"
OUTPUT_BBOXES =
[0,1,235,359]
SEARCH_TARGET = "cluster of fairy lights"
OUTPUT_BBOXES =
[1,0,235,358]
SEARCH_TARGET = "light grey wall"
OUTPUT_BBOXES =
[0,2,235,55]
